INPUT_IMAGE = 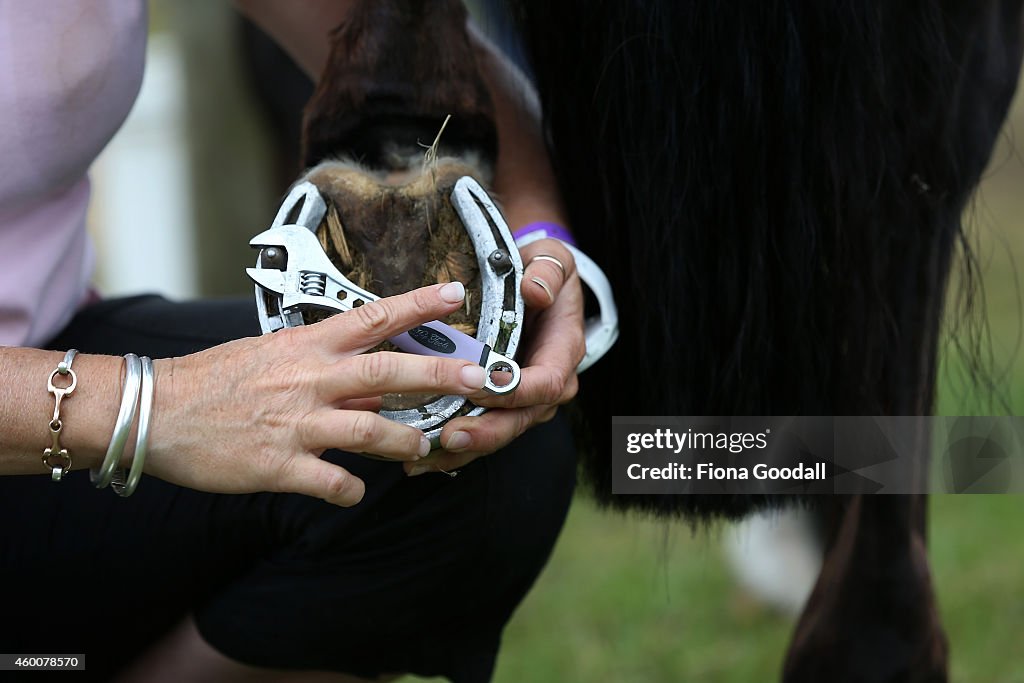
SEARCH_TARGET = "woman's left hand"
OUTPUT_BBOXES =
[404,237,585,475]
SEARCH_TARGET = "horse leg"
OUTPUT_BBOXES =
[783,495,947,683]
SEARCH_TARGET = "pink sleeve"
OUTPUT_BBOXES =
[0,0,147,346]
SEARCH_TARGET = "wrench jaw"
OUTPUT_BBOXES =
[247,175,526,443]
[252,182,333,333]
[253,276,304,333]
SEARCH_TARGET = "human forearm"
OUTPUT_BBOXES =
[2,285,497,505]
[469,25,569,229]
[0,348,122,475]
[231,0,357,78]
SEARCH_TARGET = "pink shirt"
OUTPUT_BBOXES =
[0,0,147,346]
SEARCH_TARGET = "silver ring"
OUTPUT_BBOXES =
[528,254,566,278]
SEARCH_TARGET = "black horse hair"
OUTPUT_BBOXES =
[511,1,1024,519]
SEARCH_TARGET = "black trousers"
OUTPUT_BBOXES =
[0,296,577,682]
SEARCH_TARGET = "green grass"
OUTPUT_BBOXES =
[931,497,1024,683]
[492,504,791,683]
[405,83,1024,683]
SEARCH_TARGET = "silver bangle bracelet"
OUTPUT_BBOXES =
[112,356,153,498]
[91,353,142,489]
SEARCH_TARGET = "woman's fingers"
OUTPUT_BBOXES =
[277,457,366,507]
[472,281,585,410]
[438,405,557,456]
[403,405,557,475]
[470,364,579,410]
[519,238,577,310]
[186,244,585,500]
[315,281,467,353]
[304,408,431,461]
[318,352,487,400]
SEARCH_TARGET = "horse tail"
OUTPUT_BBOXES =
[513,0,1024,517]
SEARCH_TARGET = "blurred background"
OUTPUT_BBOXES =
[86,2,1023,681]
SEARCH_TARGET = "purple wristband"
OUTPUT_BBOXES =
[512,221,577,248]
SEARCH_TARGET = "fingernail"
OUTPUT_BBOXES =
[408,465,431,477]
[439,281,465,303]
[445,430,471,452]
[460,364,487,389]
[418,435,431,458]
[531,277,554,303]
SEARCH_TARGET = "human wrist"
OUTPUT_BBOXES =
[513,221,577,248]
[143,357,181,477]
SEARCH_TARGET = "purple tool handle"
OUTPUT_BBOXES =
[512,221,577,248]
[389,320,489,365]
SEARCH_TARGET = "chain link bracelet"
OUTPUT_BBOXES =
[43,349,79,481]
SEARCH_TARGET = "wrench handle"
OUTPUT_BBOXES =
[389,320,521,394]
[389,321,489,364]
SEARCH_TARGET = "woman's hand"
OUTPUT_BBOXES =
[146,282,487,507]
[406,239,585,475]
